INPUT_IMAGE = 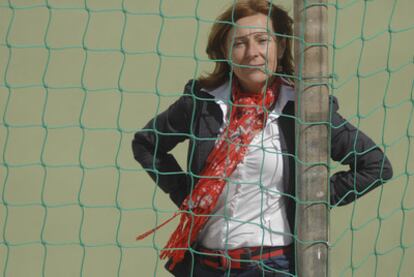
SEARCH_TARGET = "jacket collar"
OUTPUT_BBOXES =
[202,80,295,125]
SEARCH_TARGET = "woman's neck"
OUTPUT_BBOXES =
[237,78,275,94]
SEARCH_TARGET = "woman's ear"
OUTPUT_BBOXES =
[277,38,286,60]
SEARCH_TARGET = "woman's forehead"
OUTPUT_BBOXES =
[230,14,274,36]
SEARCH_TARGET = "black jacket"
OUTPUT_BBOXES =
[132,80,393,276]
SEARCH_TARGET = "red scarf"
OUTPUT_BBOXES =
[137,78,282,270]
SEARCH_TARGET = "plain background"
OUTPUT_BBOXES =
[0,0,413,276]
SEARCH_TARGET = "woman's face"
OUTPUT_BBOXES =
[227,13,281,93]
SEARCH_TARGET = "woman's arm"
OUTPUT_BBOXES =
[329,97,393,206]
[132,81,196,207]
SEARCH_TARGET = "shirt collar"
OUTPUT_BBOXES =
[202,81,295,120]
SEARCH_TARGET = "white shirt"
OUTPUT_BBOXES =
[198,81,294,249]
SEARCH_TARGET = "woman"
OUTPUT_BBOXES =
[133,1,393,276]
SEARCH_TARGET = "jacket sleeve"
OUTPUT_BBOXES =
[329,97,393,206]
[132,81,196,207]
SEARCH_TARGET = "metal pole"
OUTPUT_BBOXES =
[294,0,329,276]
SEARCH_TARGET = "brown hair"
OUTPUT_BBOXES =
[198,0,294,90]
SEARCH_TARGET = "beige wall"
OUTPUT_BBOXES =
[0,0,413,276]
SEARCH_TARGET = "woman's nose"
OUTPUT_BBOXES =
[245,42,261,58]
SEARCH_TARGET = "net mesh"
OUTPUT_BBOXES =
[0,0,413,276]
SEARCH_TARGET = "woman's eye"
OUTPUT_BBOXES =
[232,41,243,48]
[258,38,270,44]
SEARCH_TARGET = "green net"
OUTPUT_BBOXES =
[0,0,413,276]
[328,0,414,276]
